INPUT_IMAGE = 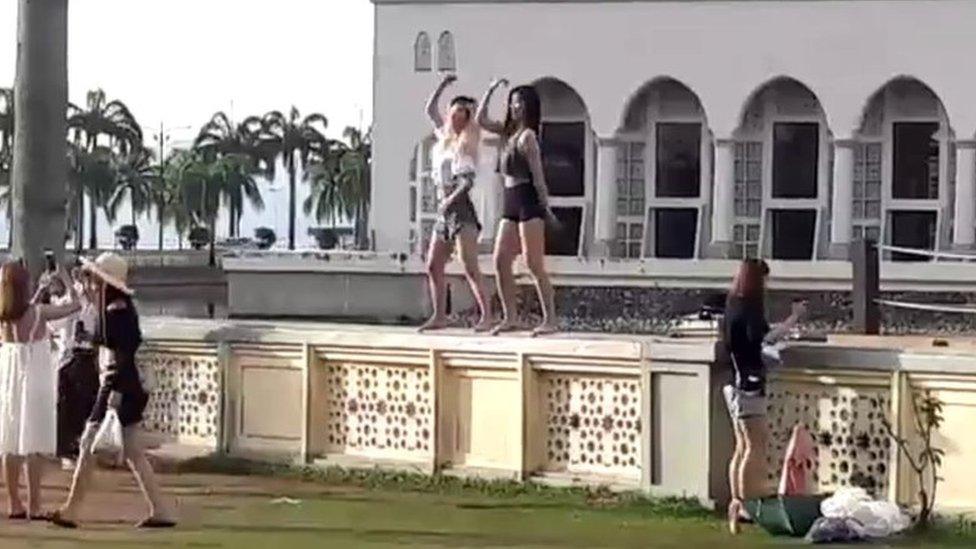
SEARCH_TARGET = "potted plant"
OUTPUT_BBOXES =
[115,225,139,251]
[188,226,210,251]
[308,227,338,250]
[254,227,276,250]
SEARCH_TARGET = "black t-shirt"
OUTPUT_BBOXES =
[724,297,770,393]
[95,298,143,391]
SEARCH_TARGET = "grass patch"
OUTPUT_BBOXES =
[176,454,711,520]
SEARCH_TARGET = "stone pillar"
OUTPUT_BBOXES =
[709,138,735,257]
[594,136,618,258]
[953,140,976,249]
[829,139,856,259]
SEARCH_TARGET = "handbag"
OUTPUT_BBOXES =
[91,408,124,457]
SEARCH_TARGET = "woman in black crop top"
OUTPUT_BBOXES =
[476,78,558,336]
[723,259,805,535]
[53,253,175,530]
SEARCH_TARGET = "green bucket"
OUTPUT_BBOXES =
[744,494,827,537]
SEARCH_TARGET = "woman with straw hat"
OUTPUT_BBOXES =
[52,252,176,529]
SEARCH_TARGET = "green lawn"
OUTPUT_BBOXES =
[2,463,974,548]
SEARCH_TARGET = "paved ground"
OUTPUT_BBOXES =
[0,467,972,548]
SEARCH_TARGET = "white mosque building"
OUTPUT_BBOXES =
[369,0,976,278]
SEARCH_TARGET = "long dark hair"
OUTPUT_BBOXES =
[727,259,769,311]
[503,85,541,138]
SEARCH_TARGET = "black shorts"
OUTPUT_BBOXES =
[89,372,148,428]
[502,183,546,222]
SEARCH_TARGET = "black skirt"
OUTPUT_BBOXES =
[88,367,149,428]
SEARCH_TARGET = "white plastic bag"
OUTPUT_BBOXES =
[91,408,124,457]
[820,488,910,538]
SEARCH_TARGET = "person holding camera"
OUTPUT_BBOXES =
[46,265,99,469]
[0,258,80,520]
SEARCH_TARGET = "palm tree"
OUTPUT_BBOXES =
[11,0,68,271]
[0,88,12,248]
[254,107,328,249]
[178,152,258,266]
[303,127,372,248]
[107,146,156,226]
[158,149,195,250]
[67,89,143,250]
[193,112,264,236]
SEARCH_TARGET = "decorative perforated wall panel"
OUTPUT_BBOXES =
[766,382,891,497]
[325,363,433,457]
[542,374,641,478]
[138,351,221,445]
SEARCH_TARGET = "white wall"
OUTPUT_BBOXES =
[372,0,976,253]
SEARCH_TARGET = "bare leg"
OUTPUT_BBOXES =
[490,220,521,335]
[419,237,452,332]
[122,426,175,524]
[456,227,492,331]
[56,423,98,522]
[739,416,770,500]
[519,219,557,336]
[3,454,25,516]
[26,455,45,516]
[728,421,747,535]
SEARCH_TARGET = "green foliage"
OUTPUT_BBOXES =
[883,389,946,527]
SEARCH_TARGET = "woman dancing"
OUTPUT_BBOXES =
[418,73,493,332]
[475,78,557,336]
[724,258,805,534]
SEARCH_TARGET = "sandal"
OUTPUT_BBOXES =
[29,511,54,522]
[137,517,177,529]
[49,511,77,529]
[7,511,26,520]
[727,499,742,535]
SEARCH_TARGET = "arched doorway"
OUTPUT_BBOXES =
[618,78,709,259]
[855,77,953,261]
[733,77,830,260]
[532,77,592,256]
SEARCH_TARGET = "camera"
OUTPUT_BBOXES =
[44,249,56,273]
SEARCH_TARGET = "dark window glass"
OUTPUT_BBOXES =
[654,208,697,258]
[655,123,701,198]
[893,122,939,199]
[770,209,817,260]
[772,123,818,199]
[890,211,936,262]
[545,206,583,256]
[540,122,585,197]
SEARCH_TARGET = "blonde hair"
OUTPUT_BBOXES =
[439,100,480,163]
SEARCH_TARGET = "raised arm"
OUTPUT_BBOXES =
[36,269,81,322]
[519,129,552,210]
[475,78,508,135]
[764,300,807,344]
[426,73,456,130]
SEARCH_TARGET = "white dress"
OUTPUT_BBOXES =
[0,340,57,455]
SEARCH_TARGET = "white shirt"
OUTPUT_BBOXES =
[48,293,97,365]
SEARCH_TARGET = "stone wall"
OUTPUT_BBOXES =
[445,286,976,335]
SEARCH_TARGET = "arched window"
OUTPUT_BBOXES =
[414,32,431,72]
[437,31,456,72]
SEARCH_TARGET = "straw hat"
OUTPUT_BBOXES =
[81,252,134,296]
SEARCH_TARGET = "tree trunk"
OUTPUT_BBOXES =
[288,158,296,250]
[88,189,97,250]
[75,179,83,252]
[227,201,235,237]
[12,0,69,275]
[157,199,164,251]
[208,216,216,267]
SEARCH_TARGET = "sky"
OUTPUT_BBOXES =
[0,0,374,248]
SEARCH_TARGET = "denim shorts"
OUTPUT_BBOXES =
[723,384,767,420]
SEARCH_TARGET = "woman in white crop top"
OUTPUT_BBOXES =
[418,74,492,333]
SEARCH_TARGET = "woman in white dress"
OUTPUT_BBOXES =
[0,260,80,520]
